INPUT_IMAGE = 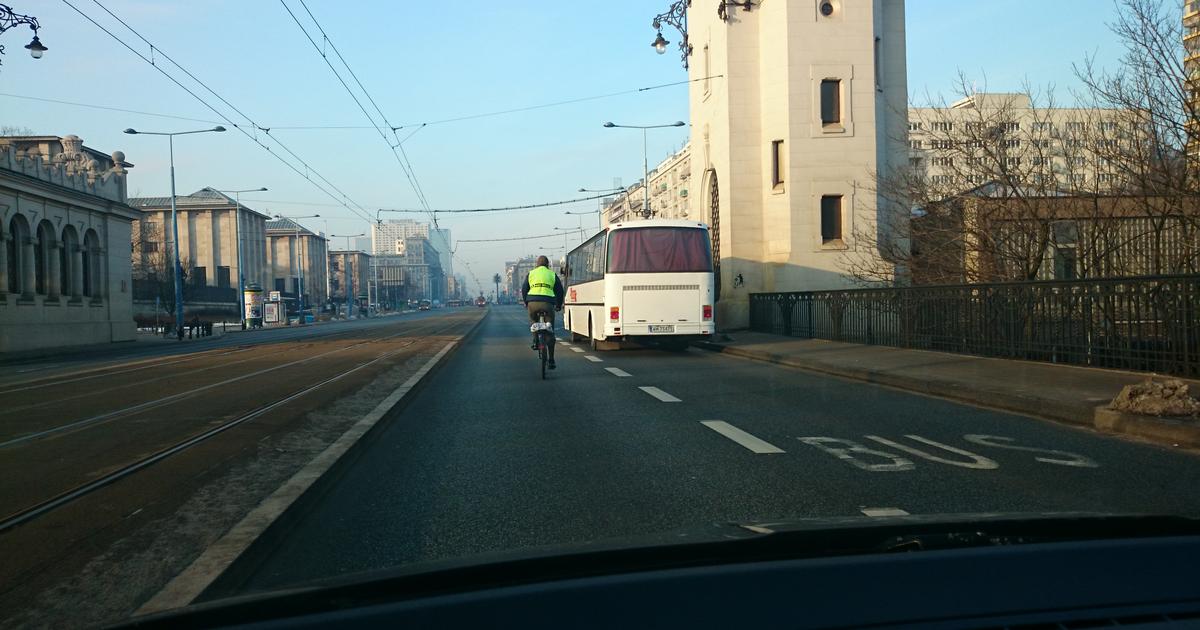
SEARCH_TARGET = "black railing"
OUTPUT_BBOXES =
[749,275,1200,377]
[132,279,237,304]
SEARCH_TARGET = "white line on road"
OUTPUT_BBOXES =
[584,355,602,362]
[700,421,784,454]
[569,347,585,353]
[605,367,632,377]
[861,507,910,517]
[639,386,681,402]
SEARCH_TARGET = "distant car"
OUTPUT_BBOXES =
[418,300,432,311]
[475,297,487,308]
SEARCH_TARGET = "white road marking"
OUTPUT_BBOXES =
[701,421,784,454]
[584,355,602,362]
[865,435,999,470]
[605,367,632,377]
[569,347,585,353]
[639,386,681,402]
[797,437,916,472]
[560,342,572,347]
[861,507,910,517]
[963,434,1099,468]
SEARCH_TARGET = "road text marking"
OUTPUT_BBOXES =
[639,386,681,402]
[606,367,632,377]
[584,355,602,362]
[701,421,784,453]
[861,507,910,517]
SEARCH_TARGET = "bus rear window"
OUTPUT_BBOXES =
[607,227,713,273]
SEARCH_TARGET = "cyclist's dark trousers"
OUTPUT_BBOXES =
[527,301,555,361]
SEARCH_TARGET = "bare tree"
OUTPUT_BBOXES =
[131,220,196,318]
[0,125,35,137]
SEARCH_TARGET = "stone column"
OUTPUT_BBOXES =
[71,243,84,300]
[0,232,9,295]
[20,235,35,299]
[47,238,62,299]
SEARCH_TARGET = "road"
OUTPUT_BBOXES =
[0,309,483,628]
[207,305,1200,598]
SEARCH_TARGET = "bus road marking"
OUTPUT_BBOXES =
[584,355,602,362]
[700,421,784,454]
[861,507,910,517]
[639,386,681,402]
[605,368,632,377]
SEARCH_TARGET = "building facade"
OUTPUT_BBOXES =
[604,142,693,225]
[329,250,371,314]
[909,93,1129,194]
[374,255,406,309]
[688,0,909,328]
[372,218,429,255]
[1,135,139,352]
[266,218,328,311]
[127,187,270,312]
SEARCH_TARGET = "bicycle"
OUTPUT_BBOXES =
[530,311,553,380]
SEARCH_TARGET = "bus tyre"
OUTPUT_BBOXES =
[589,319,600,352]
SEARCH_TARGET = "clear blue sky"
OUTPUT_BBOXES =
[2,1,1128,294]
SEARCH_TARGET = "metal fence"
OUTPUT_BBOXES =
[749,275,1200,377]
[132,279,237,304]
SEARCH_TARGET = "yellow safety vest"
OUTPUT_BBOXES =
[527,266,556,298]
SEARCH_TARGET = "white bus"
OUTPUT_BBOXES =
[562,219,716,350]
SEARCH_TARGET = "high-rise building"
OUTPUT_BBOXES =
[372,219,430,256]
[1185,1,1200,164]
[688,0,909,328]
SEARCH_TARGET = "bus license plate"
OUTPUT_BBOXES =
[648,325,675,333]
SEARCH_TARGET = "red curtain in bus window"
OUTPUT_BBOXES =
[608,228,712,273]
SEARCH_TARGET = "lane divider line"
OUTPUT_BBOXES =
[639,386,681,403]
[584,355,602,363]
[137,340,460,615]
[605,367,632,378]
[861,507,910,517]
[700,420,785,454]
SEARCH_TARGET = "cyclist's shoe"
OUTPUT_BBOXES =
[548,359,557,370]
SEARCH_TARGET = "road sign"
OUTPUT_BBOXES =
[268,290,282,302]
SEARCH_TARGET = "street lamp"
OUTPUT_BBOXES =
[566,209,602,232]
[124,125,226,340]
[273,213,320,324]
[553,226,585,249]
[218,187,267,330]
[601,121,686,219]
[0,4,47,60]
[331,232,364,318]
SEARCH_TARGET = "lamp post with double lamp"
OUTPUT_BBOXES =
[274,213,320,325]
[218,187,267,330]
[124,125,226,340]
[602,121,685,219]
[331,232,364,318]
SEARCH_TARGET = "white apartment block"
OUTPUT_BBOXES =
[372,219,429,256]
[909,93,1129,193]
[604,142,693,225]
[689,0,909,327]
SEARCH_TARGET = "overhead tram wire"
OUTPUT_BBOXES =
[68,0,376,224]
[281,0,435,224]
[376,192,615,216]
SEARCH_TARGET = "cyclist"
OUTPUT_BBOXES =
[521,255,565,370]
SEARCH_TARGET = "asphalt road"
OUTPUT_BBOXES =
[214,305,1200,597]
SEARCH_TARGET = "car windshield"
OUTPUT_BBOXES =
[3,1,1200,627]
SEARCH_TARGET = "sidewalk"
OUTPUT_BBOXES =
[694,332,1200,448]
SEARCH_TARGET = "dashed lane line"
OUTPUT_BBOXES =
[584,355,602,363]
[861,507,910,517]
[639,386,681,403]
[569,347,585,353]
[700,420,785,454]
[605,367,632,378]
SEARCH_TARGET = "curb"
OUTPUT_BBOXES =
[1093,406,1200,447]
[692,340,1200,448]
[136,310,489,616]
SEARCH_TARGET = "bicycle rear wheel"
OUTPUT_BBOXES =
[539,334,548,379]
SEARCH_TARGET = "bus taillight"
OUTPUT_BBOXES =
[610,306,620,321]
[703,304,713,320]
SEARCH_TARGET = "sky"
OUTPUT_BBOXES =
[1,1,1129,295]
